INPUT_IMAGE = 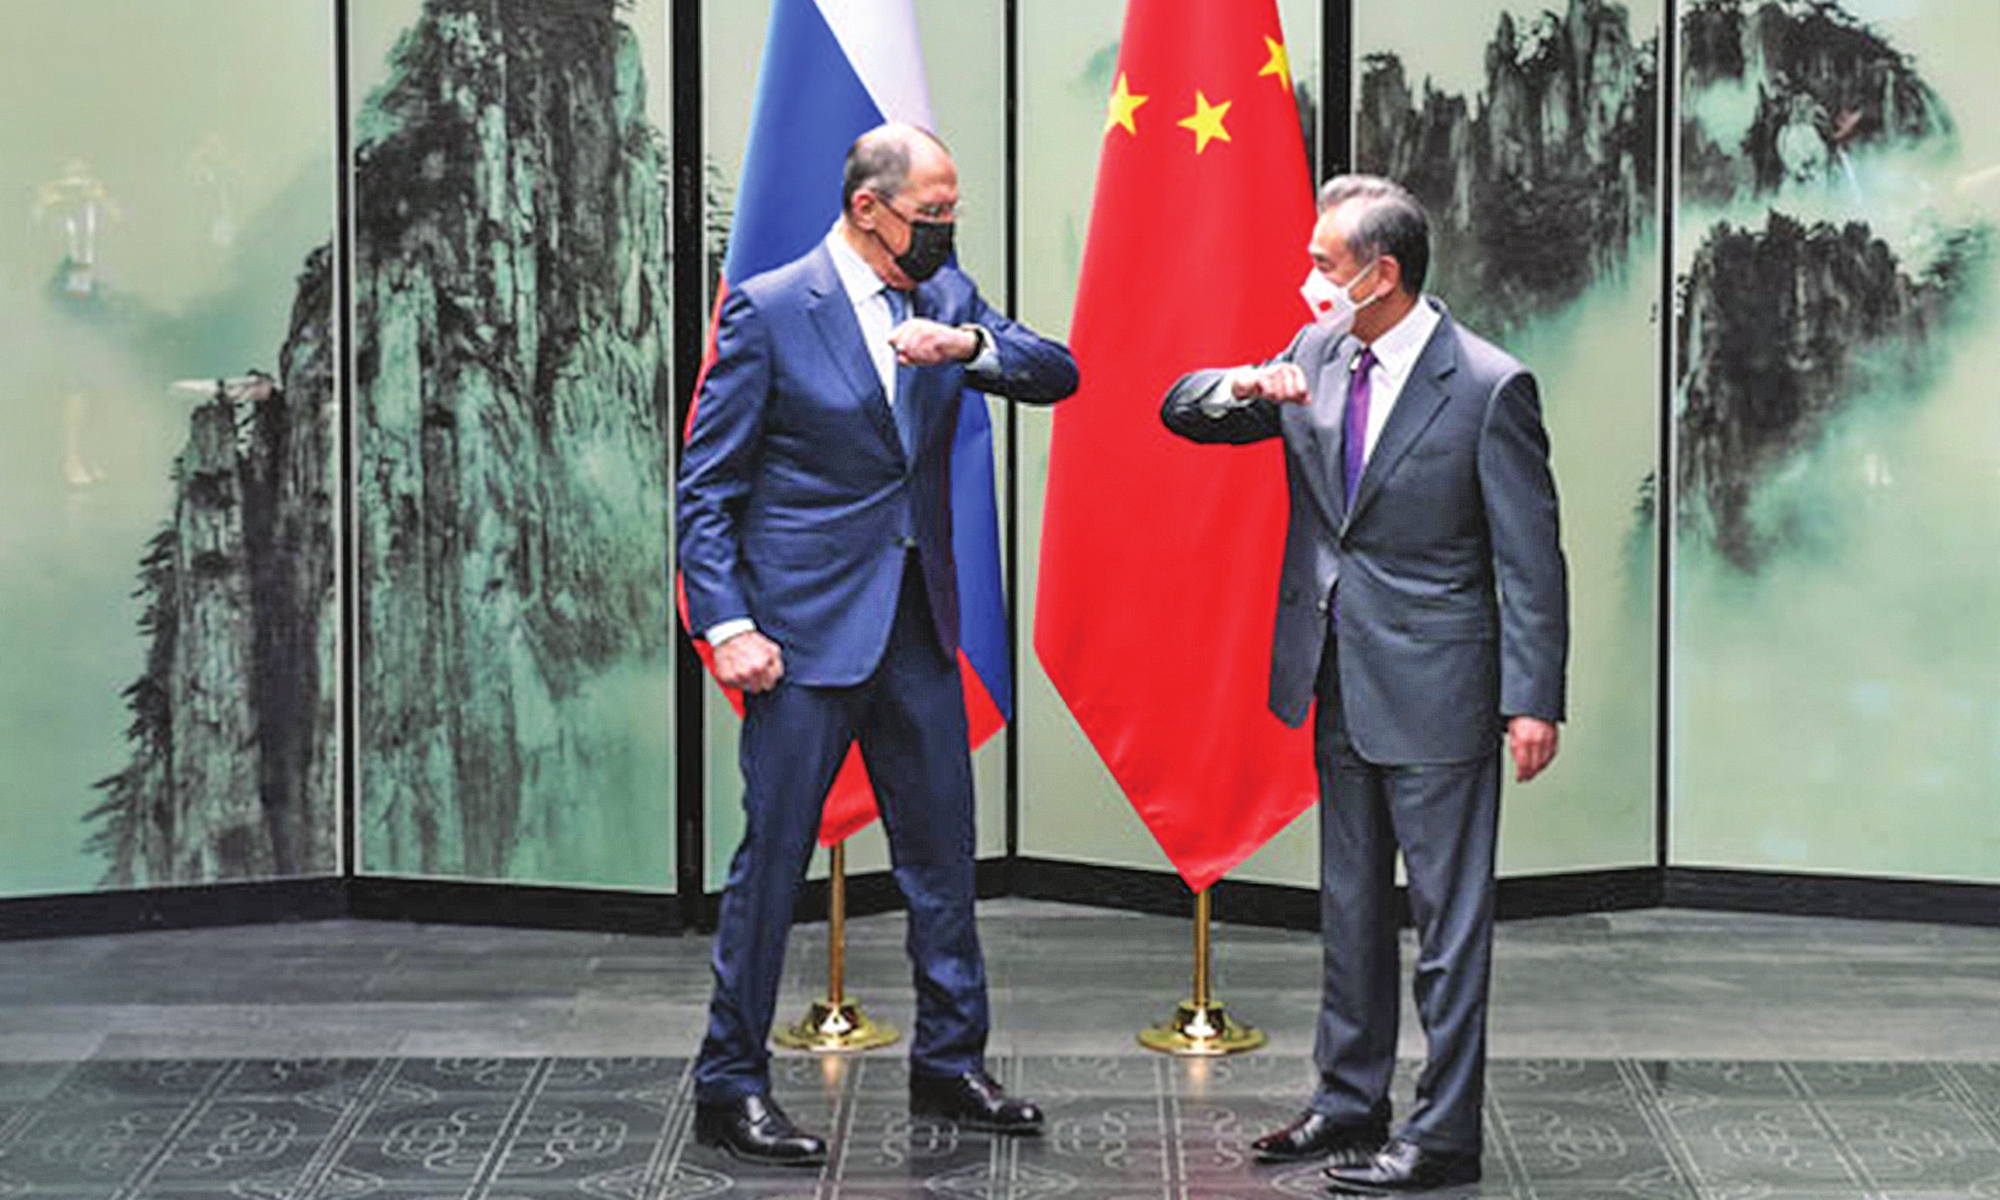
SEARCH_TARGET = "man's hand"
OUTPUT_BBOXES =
[1507,716,1559,783]
[889,318,980,367]
[714,630,785,694]
[1227,363,1310,405]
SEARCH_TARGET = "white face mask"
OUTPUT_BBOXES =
[1299,259,1381,338]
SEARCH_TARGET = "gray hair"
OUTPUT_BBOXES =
[1317,174,1431,296]
[842,123,950,213]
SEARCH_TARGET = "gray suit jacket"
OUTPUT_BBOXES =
[1161,299,1567,763]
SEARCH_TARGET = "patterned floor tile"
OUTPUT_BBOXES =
[1488,1056,1631,1098]
[0,1057,1991,1197]
[0,1101,196,1192]
[1493,1096,1680,1184]
[0,1063,73,1106]
[486,1094,674,1186]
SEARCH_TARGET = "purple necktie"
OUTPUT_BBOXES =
[1343,346,1377,505]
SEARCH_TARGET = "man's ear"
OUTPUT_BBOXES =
[850,190,878,229]
[1378,254,1406,298]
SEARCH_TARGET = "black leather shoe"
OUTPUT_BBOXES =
[909,1069,1044,1134]
[1251,1111,1388,1165]
[1325,1138,1480,1193]
[693,1094,826,1167]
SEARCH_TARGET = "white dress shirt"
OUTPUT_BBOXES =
[826,223,908,403]
[1350,297,1442,463]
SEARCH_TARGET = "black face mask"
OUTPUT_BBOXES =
[875,203,955,283]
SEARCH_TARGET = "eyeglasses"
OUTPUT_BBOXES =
[882,198,961,222]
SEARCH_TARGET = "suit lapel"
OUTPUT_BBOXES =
[1299,339,1357,530]
[1343,315,1458,532]
[803,247,903,457]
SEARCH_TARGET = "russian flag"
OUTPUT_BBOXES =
[689,0,1012,845]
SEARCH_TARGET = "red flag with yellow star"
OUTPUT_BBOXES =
[1035,0,1318,893]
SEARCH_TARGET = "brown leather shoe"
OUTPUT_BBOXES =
[1251,1111,1388,1165]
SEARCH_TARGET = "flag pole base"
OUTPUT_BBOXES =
[1137,999,1267,1057]
[772,997,900,1054]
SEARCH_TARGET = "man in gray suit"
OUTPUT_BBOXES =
[1161,175,1567,1194]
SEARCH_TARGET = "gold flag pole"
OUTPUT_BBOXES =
[772,840,899,1052]
[1138,887,1265,1055]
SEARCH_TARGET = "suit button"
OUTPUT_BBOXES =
[1315,600,1328,614]
[897,536,917,550]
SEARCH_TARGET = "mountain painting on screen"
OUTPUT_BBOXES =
[350,0,673,885]
[1675,0,1990,571]
[90,258,340,885]
[1670,0,2000,878]
[92,0,676,887]
[1357,0,1659,338]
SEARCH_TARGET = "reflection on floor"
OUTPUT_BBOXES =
[4,1055,2000,1198]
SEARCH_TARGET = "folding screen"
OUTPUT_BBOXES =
[1670,0,2000,880]
[0,1,339,895]
[350,0,677,889]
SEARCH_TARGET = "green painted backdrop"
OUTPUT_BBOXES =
[1670,0,2000,880]
[0,1,337,896]
[349,0,677,890]
[4,0,1996,905]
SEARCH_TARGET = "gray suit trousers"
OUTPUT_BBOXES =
[1310,632,1499,1154]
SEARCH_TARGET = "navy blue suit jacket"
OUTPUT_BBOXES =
[680,243,1078,687]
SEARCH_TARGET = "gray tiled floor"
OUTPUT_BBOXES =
[4,902,2000,1195]
[5,1056,2000,1197]
[5,901,2000,1062]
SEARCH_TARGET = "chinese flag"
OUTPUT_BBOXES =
[1035,0,1318,892]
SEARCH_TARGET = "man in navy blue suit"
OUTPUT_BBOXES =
[679,123,1078,1166]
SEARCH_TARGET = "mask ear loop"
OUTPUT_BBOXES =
[1351,257,1389,312]
[862,197,917,275]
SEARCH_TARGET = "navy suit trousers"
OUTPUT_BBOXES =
[694,559,988,1103]
[1309,633,1500,1154]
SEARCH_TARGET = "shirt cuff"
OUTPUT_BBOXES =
[1199,367,1258,417]
[705,618,756,646]
[960,324,1001,373]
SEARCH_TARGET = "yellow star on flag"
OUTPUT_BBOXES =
[1177,90,1232,153]
[1105,72,1149,136]
[1259,37,1292,92]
